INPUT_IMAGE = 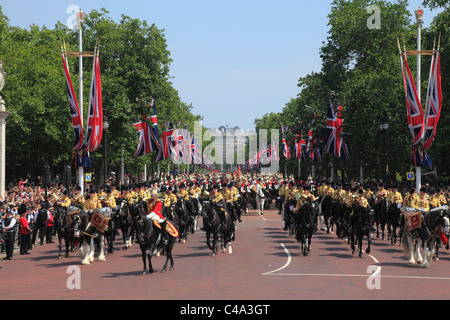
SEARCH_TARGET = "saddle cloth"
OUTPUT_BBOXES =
[90,208,112,233]
[153,220,179,238]
[404,210,422,232]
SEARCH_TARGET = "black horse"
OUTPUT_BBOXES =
[350,205,373,258]
[373,198,387,240]
[321,195,334,234]
[118,199,134,249]
[54,206,84,259]
[175,197,189,243]
[129,203,178,275]
[294,200,317,256]
[202,200,228,256]
[387,203,402,245]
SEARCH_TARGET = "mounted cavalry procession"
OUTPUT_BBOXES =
[2,1,450,302]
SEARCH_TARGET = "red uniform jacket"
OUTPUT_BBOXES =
[148,200,163,219]
[47,212,54,227]
[19,216,31,235]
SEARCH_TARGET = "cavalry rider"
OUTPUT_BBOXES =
[83,189,102,212]
[437,188,447,206]
[403,188,418,208]
[160,186,176,218]
[145,189,168,249]
[294,185,316,213]
[388,185,403,209]
[411,187,430,212]
[332,183,346,204]
[97,186,107,201]
[104,188,117,210]
[110,183,121,201]
[210,184,226,220]
[177,183,190,201]
[428,190,442,209]
[71,186,85,208]
[375,183,388,203]
[56,190,71,208]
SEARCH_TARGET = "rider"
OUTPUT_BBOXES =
[411,187,430,212]
[146,189,168,246]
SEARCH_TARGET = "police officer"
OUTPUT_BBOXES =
[2,208,16,260]
[32,202,48,246]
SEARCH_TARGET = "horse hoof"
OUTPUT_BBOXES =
[161,268,166,273]
[141,270,148,275]
[170,266,174,271]
[359,254,364,258]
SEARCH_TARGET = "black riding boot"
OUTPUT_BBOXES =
[160,220,168,245]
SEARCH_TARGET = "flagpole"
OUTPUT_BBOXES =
[415,7,423,192]
[77,8,85,194]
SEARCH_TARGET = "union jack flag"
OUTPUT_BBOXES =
[400,53,424,147]
[423,50,443,150]
[325,93,344,158]
[133,101,162,160]
[61,53,84,151]
[281,124,290,159]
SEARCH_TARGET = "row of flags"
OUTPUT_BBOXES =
[279,93,349,164]
[133,100,214,169]
[399,37,443,167]
[61,41,103,168]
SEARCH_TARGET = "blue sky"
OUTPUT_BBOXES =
[0,0,442,130]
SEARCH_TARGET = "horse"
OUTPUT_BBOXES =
[294,200,317,256]
[321,195,334,234]
[129,203,177,275]
[79,208,111,265]
[175,197,189,243]
[202,200,227,256]
[332,200,348,239]
[402,206,448,268]
[350,205,373,258]
[373,198,387,240]
[54,206,84,259]
[282,198,297,236]
[387,202,402,245]
[118,199,134,249]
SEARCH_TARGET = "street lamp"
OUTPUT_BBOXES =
[379,110,389,183]
[103,115,109,185]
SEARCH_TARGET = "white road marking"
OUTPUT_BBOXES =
[261,243,291,276]
[262,243,450,281]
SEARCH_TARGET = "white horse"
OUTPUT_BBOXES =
[79,208,111,265]
[80,235,106,265]
[402,206,448,268]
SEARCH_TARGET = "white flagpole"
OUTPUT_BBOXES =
[415,7,423,192]
[77,9,85,194]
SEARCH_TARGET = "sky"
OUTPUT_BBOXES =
[0,0,443,131]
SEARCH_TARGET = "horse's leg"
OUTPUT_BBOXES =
[141,246,148,275]
[366,231,371,255]
[421,239,431,268]
[81,238,91,265]
[98,235,106,262]
[358,234,364,258]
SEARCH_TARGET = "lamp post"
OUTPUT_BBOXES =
[379,110,389,183]
[103,115,109,185]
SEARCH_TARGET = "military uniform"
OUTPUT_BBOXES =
[83,191,102,212]
[411,191,430,212]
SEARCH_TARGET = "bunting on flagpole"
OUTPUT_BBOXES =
[61,44,84,151]
[85,44,103,152]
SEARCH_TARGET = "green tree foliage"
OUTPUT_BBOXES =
[0,7,202,184]
[255,0,450,183]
